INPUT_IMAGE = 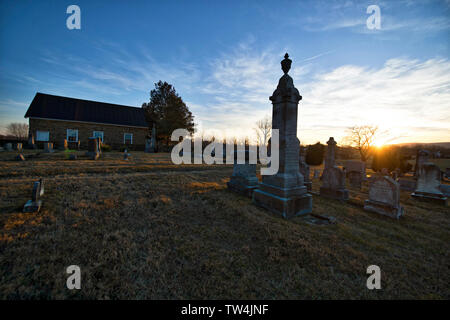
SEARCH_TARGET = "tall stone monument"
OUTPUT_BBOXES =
[253,53,312,218]
[411,162,448,206]
[320,137,349,200]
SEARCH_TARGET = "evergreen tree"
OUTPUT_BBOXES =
[305,142,325,166]
[142,81,195,148]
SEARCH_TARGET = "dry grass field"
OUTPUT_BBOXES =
[0,150,449,299]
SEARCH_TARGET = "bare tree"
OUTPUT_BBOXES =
[254,115,272,146]
[341,125,383,162]
[6,122,28,140]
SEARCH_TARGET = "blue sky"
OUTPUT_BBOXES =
[0,0,449,144]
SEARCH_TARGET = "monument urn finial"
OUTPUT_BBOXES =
[327,137,337,146]
[281,53,292,74]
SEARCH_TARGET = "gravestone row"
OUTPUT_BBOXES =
[226,53,448,221]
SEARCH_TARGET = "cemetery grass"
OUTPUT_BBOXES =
[0,151,449,299]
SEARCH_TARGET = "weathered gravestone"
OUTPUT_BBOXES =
[253,53,312,218]
[86,138,100,160]
[348,171,361,189]
[414,150,430,177]
[44,142,54,153]
[320,137,349,200]
[345,160,366,177]
[227,150,259,197]
[5,143,12,151]
[398,178,416,191]
[299,155,312,191]
[364,175,404,219]
[23,179,44,213]
[345,160,366,189]
[411,163,448,206]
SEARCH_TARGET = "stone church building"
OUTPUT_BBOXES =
[24,93,149,150]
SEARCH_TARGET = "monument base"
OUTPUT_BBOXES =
[363,199,404,219]
[227,180,258,198]
[253,185,312,219]
[411,192,448,206]
[319,187,349,200]
[23,200,42,213]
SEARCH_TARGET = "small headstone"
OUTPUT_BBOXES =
[14,143,23,151]
[227,150,259,197]
[364,175,404,219]
[299,156,312,192]
[345,160,366,180]
[44,142,54,153]
[398,178,416,191]
[348,171,362,189]
[86,138,100,160]
[414,149,430,177]
[320,137,349,200]
[5,143,12,151]
[16,154,25,161]
[411,163,448,206]
[23,179,44,213]
[345,160,365,188]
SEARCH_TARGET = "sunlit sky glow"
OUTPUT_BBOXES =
[0,0,449,145]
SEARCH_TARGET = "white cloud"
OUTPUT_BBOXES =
[192,44,450,145]
[4,41,448,145]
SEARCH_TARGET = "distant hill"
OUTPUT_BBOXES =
[392,142,450,149]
